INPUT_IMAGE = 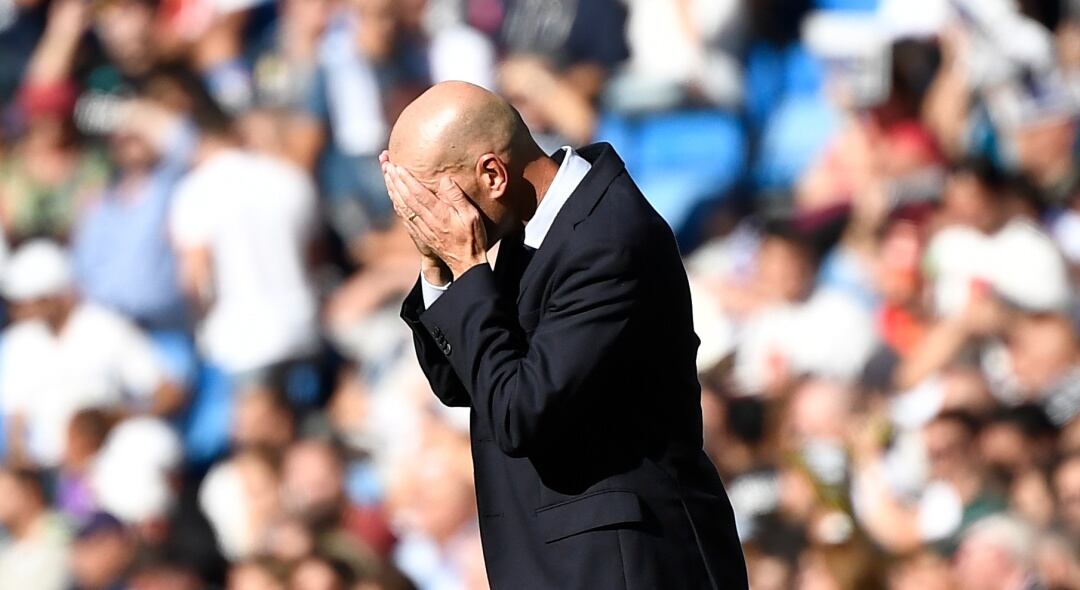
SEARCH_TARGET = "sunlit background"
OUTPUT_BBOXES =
[0,0,1079,588]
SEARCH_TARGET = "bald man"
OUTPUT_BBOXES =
[384,82,746,589]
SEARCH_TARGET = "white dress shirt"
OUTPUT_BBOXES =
[421,146,592,308]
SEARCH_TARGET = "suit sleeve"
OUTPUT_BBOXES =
[419,237,637,457]
[400,279,472,408]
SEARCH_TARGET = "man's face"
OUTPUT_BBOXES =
[394,157,512,245]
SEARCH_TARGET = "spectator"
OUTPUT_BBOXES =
[853,411,1006,554]
[71,93,195,334]
[0,467,71,590]
[230,387,297,453]
[1004,74,1080,208]
[388,442,480,590]
[0,241,183,467]
[280,439,394,567]
[953,514,1041,590]
[228,558,288,590]
[69,512,137,590]
[1053,453,1080,546]
[170,105,320,384]
[605,0,745,113]
[302,0,429,248]
[200,448,282,560]
[1,0,110,245]
[494,0,628,149]
[56,408,113,521]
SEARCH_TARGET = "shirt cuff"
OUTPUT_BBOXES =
[420,272,451,309]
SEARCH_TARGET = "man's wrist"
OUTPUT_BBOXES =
[450,257,489,281]
[421,257,453,287]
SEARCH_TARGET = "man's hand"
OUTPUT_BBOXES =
[380,152,452,285]
[381,156,488,280]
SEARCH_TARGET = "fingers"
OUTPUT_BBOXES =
[393,165,439,211]
[381,166,441,246]
[378,150,389,166]
[437,176,469,204]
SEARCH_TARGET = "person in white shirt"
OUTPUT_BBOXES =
[0,240,182,467]
[0,467,71,590]
[170,116,320,378]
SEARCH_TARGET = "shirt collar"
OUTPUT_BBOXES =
[524,146,592,249]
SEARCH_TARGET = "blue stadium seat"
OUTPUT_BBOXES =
[595,111,745,230]
[753,92,839,191]
[182,363,234,465]
[814,0,880,11]
[744,42,825,130]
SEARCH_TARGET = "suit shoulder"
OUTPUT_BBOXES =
[581,173,678,250]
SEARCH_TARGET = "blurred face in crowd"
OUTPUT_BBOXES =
[923,417,975,482]
[110,130,158,173]
[943,171,1001,234]
[1012,118,1077,186]
[952,533,1024,590]
[229,561,286,590]
[129,565,202,590]
[887,552,954,590]
[94,0,156,76]
[284,0,333,35]
[408,451,475,543]
[71,528,135,589]
[787,379,853,444]
[352,0,399,62]
[875,220,922,306]
[8,292,74,329]
[263,517,316,564]
[757,235,813,304]
[1005,314,1079,394]
[1053,456,1080,539]
[980,421,1033,479]
[281,441,346,525]
[0,470,41,528]
[290,556,348,590]
[231,389,296,452]
[1034,534,1080,589]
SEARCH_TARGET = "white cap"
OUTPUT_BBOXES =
[1,239,72,302]
[90,417,183,523]
[987,221,1072,312]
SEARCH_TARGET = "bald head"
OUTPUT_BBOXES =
[389,81,532,175]
[385,81,556,241]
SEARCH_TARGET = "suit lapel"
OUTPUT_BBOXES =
[516,143,625,304]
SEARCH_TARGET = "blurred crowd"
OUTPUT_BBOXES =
[1,0,1080,588]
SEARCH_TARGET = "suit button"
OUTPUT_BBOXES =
[442,343,452,355]
[433,327,444,338]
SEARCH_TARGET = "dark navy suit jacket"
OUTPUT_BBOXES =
[401,143,748,589]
